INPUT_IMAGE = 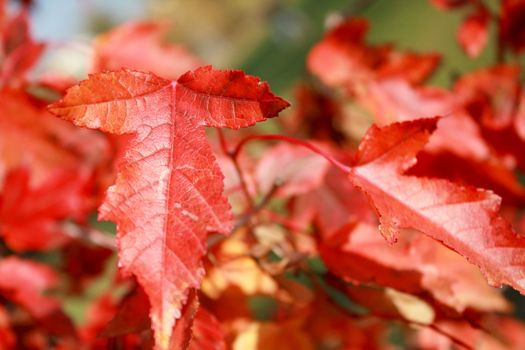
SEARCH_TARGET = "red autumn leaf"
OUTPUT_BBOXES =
[101,286,151,338]
[0,0,4,22]
[306,18,373,88]
[80,291,147,349]
[62,242,114,292]
[457,8,489,58]
[0,257,61,319]
[92,21,203,80]
[189,307,225,350]
[416,110,525,189]
[480,126,525,171]
[374,52,441,86]
[170,290,199,350]
[453,65,525,169]
[49,65,289,349]
[409,151,525,206]
[399,96,525,206]
[307,18,440,91]
[356,79,454,125]
[291,164,376,237]
[80,294,118,343]
[0,89,111,187]
[348,117,525,295]
[337,65,525,202]
[415,317,525,349]
[321,222,510,314]
[499,0,525,54]
[320,223,425,295]
[283,84,345,143]
[454,65,520,130]
[0,305,15,350]
[0,5,44,87]
[0,166,92,252]
[491,318,525,348]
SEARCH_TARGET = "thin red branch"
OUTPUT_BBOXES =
[216,129,255,208]
[232,134,352,174]
[233,159,255,208]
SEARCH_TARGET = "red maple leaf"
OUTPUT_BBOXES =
[0,166,92,251]
[49,66,288,349]
[348,117,525,295]
[92,21,203,80]
[454,65,520,131]
[307,18,440,92]
[0,5,44,87]
[457,8,489,58]
[0,257,61,319]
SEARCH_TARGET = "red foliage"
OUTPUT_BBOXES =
[0,167,92,251]
[457,7,489,58]
[2,1,525,349]
[500,0,525,53]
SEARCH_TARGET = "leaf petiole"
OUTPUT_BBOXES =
[232,134,352,174]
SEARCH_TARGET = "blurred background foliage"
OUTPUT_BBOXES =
[17,0,525,332]
[31,0,500,93]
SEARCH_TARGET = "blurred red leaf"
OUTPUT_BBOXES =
[81,287,155,349]
[256,142,331,198]
[0,305,15,350]
[454,65,520,130]
[284,84,345,143]
[189,307,225,350]
[307,18,440,91]
[0,90,111,187]
[62,242,114,292]
[0,166,92,251]
[457,8,489,58]
[0,257,60,319]
[321,222,510,314]
[0,6,44,87]
[291,165,375,237]
[499,0,525,53]
[92,21,203,80]
[170,291,199,350]
[101,286,150,338]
